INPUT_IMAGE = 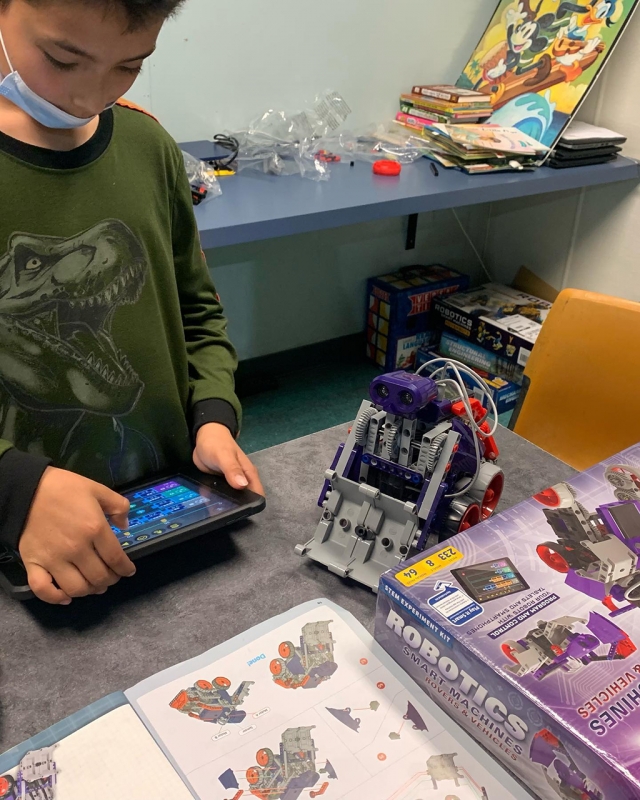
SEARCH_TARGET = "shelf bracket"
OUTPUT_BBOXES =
[405,214,418,250]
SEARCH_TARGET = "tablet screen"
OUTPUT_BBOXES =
[111,476,238,549]
[451,557,529,604]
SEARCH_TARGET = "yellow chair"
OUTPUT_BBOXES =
[511,288,640,470]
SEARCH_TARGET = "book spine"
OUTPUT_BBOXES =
[396,112,432,129]
[401,94,488,114]
[399,105,447,124]
[412,86,459,102]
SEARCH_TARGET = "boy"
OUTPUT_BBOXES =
[0,0,263,605]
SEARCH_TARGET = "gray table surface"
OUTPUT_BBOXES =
[0,425,575,753]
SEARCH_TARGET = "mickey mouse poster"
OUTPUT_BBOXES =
[458,0,639,148]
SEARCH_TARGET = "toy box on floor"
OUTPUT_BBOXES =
[375,444,640,800]
[366,265,469,372]
[432,283,552,369]
[415,344,521,415]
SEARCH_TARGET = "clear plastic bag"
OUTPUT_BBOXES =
[229,91,352,181]
[182,150,222,200]
[307,125,428,166]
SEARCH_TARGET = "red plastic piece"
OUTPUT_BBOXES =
[616,635,637,658]
[0,778,10,795]
[603,596,619,612]
[537,544,570,573]
[481,472,504,519]
[501,642,519,663]
[533,487,562,507]
[373,160,402,176]
[459,503,481,532]
[196,680,213,690]
[451,397,484,422]
[479,421,500,461]
[537,729,560,747]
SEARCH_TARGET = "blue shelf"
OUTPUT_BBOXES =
[182,142,640,250]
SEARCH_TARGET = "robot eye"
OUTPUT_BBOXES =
[376,384,390,399]
[399,391,414,406]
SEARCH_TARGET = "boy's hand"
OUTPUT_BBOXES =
[19,467,136,605]
[194,423,264,496]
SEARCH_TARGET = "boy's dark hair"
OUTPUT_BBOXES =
[0,0,187,28]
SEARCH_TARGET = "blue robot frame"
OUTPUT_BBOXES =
[297,368,503,591]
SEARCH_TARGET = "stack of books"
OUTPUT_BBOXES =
[548,120,626,169]
[394,120,549,174]
[397,84,492,128]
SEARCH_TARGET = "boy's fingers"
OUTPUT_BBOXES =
[54,564,94,598]
[93,483,130,530]
[238,452,265,496]
[75,549,121,594]
[215,448,249,489]
[26,564,72,605]
[94,526,136,578]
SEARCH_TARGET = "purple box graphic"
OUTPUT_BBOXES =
[375,444,640,800]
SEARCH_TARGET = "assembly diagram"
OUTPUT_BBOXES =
[169,677,254,725]
[218,726,337,800]
[270,621,338,690]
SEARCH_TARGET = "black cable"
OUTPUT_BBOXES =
[207,134,239,170]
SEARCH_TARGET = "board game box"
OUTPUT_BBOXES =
[375,443,640,800]
[432,284,552,368]
[0,600,529,800]
[366,265,469,372]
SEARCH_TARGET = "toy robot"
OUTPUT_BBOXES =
[296,367,503,591]
[0,748,57,800]
[534,482,640,617]
[501,612,635,680]
[270,620,337,689]
[530,729,603,800]
[169,676,254,724]
[242,727,336,800]
[426,753,488,799]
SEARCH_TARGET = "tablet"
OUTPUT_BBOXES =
[451,557,529,604]
[0,469,265,600]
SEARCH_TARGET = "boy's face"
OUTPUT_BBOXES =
[0,0,163,119]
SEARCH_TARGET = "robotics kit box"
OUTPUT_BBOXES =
[375,444,640,800]
[415,344,521,415]
[432,284,552,368]
[366,264,469,372]
[436,330,526,385]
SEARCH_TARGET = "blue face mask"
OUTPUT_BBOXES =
[0,28,106,129]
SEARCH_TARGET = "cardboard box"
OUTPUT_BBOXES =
[415,344,521,415]
[366,265,469,372]
[436,331,525,385]
[375,444,640,800]
[432,284,552,368]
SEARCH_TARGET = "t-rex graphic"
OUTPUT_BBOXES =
[0,219,158,482]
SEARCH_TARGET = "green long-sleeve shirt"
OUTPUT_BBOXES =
[0,104,240,548]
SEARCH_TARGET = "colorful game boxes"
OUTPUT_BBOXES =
[366,265,469,372]
[432,284,552,368]
[375,444,640,800]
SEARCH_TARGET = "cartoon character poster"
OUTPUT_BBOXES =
[457,0,639,148]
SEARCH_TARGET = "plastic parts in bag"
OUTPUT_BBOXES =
[229,91,352,181]
[182,150,222,203]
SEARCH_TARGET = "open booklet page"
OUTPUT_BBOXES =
[127,599,527,800]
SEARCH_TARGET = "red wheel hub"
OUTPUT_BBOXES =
[481,473,504,519]
[459,503,481,532]
[0,778,10,795]
[501,643,519,663]
[534,487,561,507]
[537,544,570,573]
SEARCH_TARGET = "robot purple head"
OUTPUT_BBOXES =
[534,482,640,617]
[297,360,504,592]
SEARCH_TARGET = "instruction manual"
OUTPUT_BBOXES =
[0,600,529,799]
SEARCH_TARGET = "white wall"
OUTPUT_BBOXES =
[129,0,640,359]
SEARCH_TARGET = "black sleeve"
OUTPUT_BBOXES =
[191,398,239,441]
[0,449,51,551]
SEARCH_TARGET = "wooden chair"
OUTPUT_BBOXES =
[511,288,640,470]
